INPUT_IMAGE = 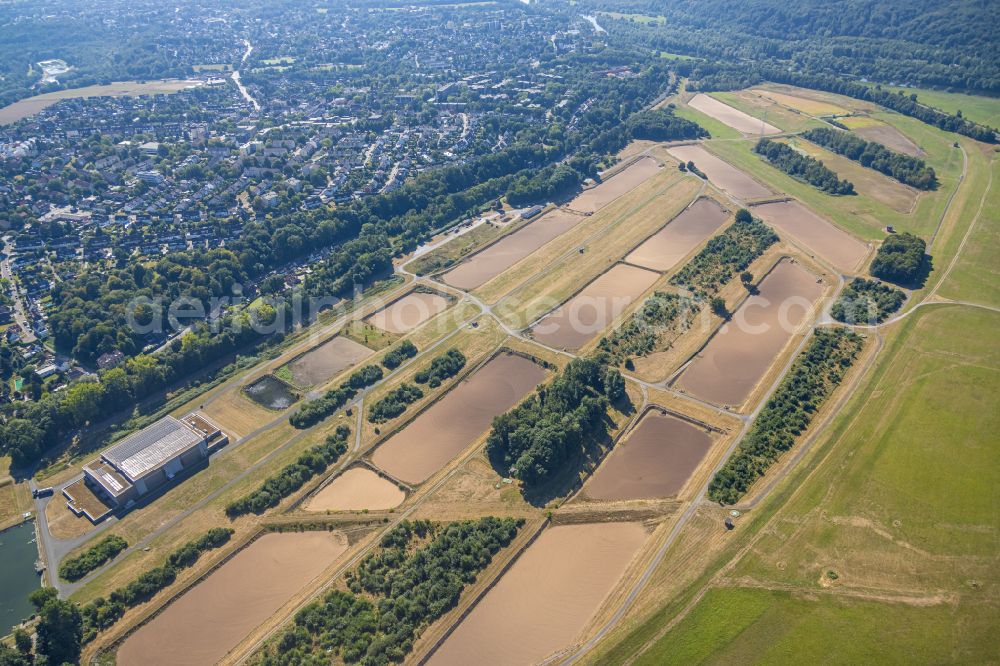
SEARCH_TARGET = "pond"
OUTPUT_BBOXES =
[243,375,299,410]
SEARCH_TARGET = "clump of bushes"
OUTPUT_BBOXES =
[226,426,350,517]
[289,385,356,429]
[259,518,522,665]
[870,232,927,284]
[346,364,384,389]
[368,384,423,423]
[381,340,418,370]
[80,527,233,643]
[670,210,778,296]
[487,356,624,489]
[754,138,855,195]
[599,292,696,363]
[414,348,466,387]
[59,535,128,582]
[831,278,906,324]
[708,328,863,504]
[627,108,708,141]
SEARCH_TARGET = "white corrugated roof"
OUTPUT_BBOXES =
[102,416,202,481]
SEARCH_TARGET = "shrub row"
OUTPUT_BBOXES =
[258,518,522,665]
[81,527,233,643]
[58,535,128,582]
[754,138,855,195]
[381,340,418,370]
[226,426,350,517]
[367,384,423,423]
[289,364,384,429]
[801,127,937,190]
[414,348,466,388]
[708,328,863,504]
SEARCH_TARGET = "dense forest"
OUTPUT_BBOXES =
[754,139,856,194]
[802,127,937,189]
[869,232,927,284]
[669,209,778,296]
[582,0,1000,94]
[256,518,522,665]
[831,278,906,325]
[708,327,863,504]
[225,425,350,516]
[625,107,709,142]
[486,356,625,490]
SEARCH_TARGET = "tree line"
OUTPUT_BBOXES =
[367,384,423,424]
[684,60,996,143]
[58,535,128,582]
[225,425,350,517]
[708,327,863,504]
[486,356,625,490]
[381,340,418,370]
[414,348,466,388]
[256,517,522,665]
[801,127,937,189]
[754,139,856,195]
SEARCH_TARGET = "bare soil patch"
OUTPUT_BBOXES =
[583,411,716,500]
[304,467,404,512]
[840,116,925,157]
[567,157,663,213]
[442,209,585,290]
[752,200,869,272]
[365,291,450,334]
[371,353,546,484]
[688,93,781,135]
[667,144,773,200]
[624,197,729,272]
[282,336,373,387]
[427,522,648,666]
[676,259,824,408]
[531,264,660,350]
[117,531,348,666]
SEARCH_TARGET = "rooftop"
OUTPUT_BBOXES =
[102,415,203,481]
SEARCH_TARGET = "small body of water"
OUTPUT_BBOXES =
[243,375,299,410]
[0,521,42,633]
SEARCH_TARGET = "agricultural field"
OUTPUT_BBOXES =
[588,304,1000,665]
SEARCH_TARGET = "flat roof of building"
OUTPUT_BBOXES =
[102,416,203,481]
[83,460,132,497]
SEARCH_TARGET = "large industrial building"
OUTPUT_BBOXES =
[64,413,226,522]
